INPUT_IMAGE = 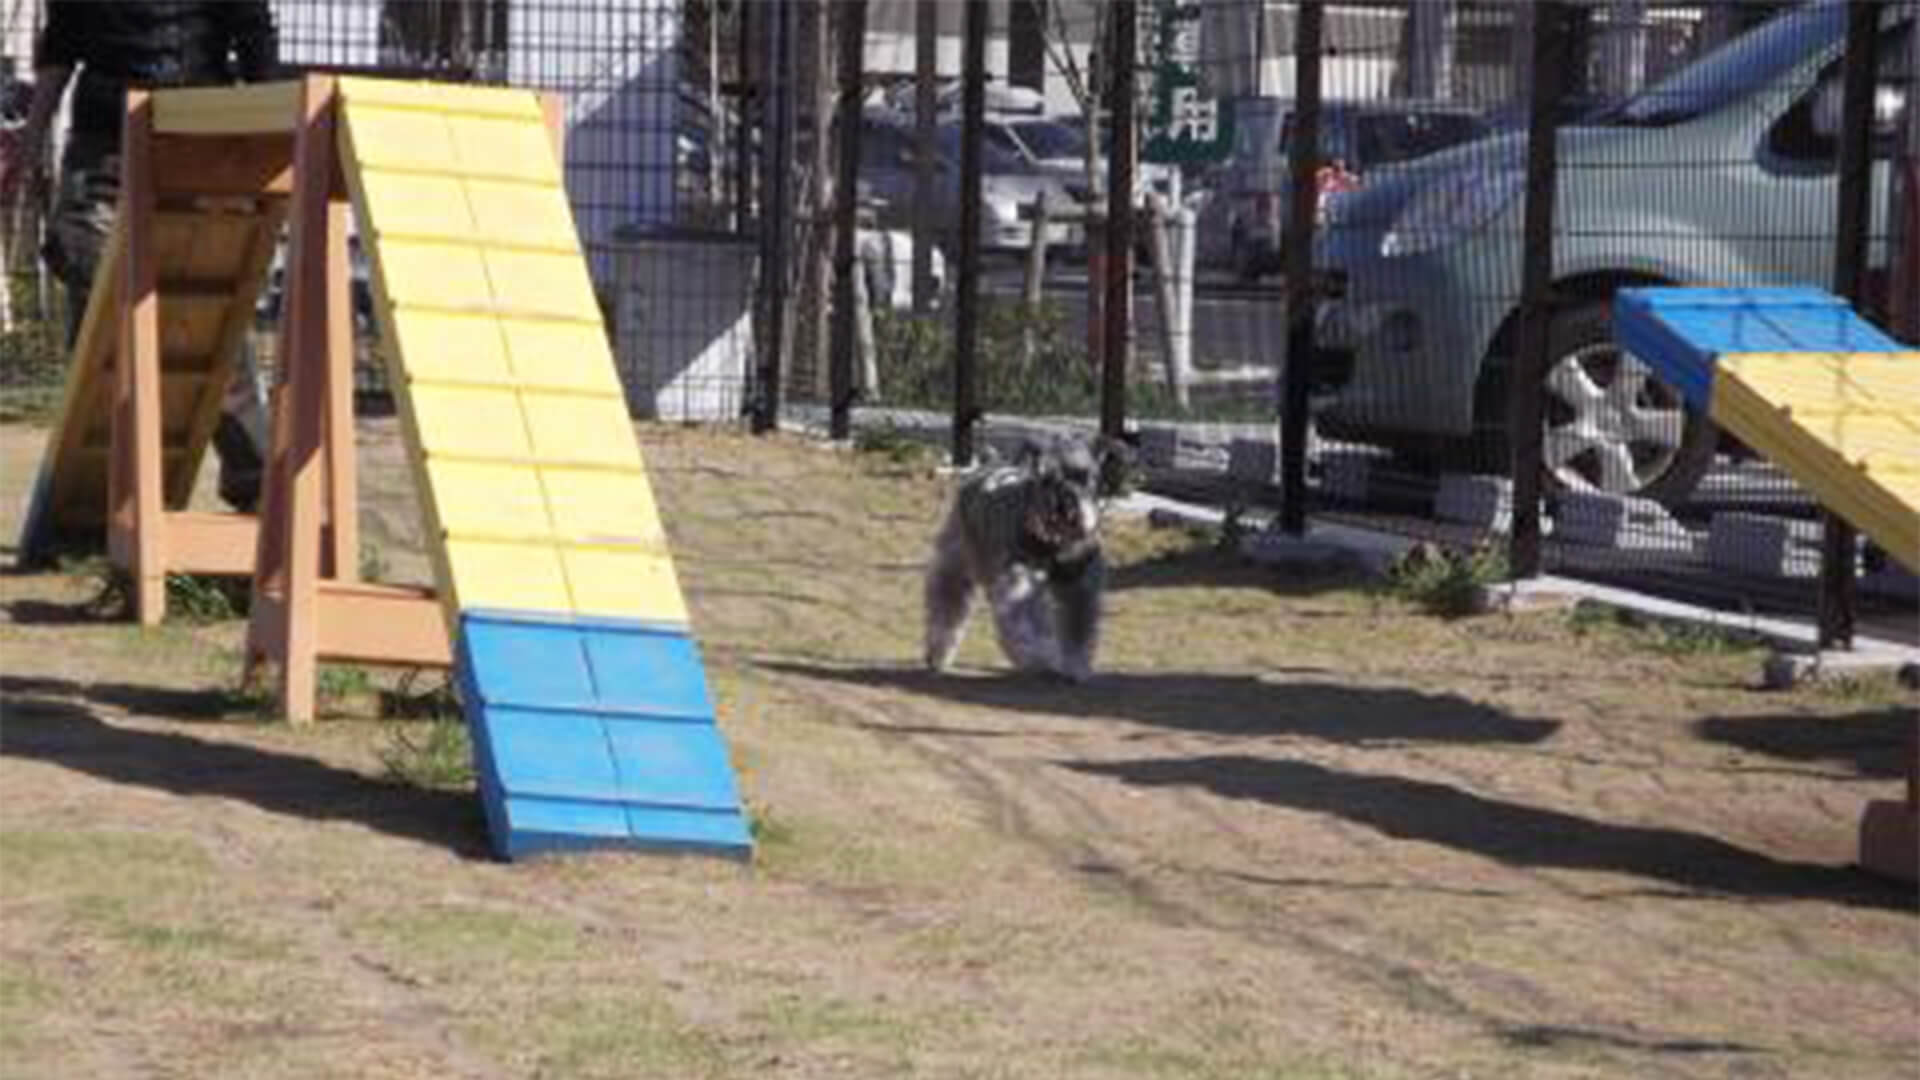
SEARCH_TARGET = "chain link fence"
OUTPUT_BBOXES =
[0,0,1912,643]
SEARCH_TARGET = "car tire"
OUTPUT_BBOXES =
[1537,299,1718,505]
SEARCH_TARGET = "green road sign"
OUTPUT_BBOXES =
[1142,0,1233,165]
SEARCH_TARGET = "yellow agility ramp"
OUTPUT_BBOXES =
[1712,350,1918,573]
[333,77,750,859]
[1615,287,1919,574]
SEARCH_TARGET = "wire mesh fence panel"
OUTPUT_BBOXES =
[269,0,755,416]
[0,2,62,424]
[1303,0,1917,643]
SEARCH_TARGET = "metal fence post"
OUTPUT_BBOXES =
[753,0,795,435]
[1101,0,1138,443]
[828,0,867,441]
[1507,0,1570,578]
[1278,0,1323,536]
[951,0,988,468]
[1820,0,1882,650]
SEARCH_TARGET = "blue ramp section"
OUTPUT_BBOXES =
[455,610,753,861]
[1615,286,1910,410]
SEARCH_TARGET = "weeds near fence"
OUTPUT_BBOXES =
[1566,600,1768,657]
[0,288,70,424]
[1386,541,1510,619]
[871,298,1269,421]
[376,671,473,790]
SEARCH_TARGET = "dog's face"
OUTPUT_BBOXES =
[1020,437,1107,552]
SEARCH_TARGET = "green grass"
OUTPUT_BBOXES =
[1566,600,1766,657]
[1384,541,1509,619]
[869,300,1273,422]
[0,305,69,424]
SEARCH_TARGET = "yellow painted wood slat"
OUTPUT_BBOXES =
[1721,350,1920,398]
[336,77,694,628]
[1711,385,1919,572]
[152,81,301,135]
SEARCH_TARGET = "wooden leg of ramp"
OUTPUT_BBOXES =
[1858,719,1919,884]
[109,90,168,625]
[244,76,450,724]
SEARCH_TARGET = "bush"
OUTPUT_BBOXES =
[1385,540,1509,619]
[874,296,1100,416]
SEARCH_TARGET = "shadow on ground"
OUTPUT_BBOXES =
[760,659,1560,745]
[2,679,491,858]
[1695,709,1917,781]
[1063,753,1913,911]
[2,598,112,625]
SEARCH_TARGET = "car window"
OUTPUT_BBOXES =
[983,125,1027,162]
[1231,102,1286,165]
[1353,112,1487,168]
[1601,1,1846,127]
[1767,17,1912,164]
[1008,119,1087,161]
[1279,112,1355,168]
[861,122,915,171]
[937,124,1030,174]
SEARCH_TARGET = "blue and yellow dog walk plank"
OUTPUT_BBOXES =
[1614,286,1918,574]
[333,76,750,860]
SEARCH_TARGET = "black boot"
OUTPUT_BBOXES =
[212,412,264,513]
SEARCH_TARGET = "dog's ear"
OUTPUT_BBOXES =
[1014,436,1053,474]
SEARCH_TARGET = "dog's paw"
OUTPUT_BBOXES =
[1055,661,1093,685]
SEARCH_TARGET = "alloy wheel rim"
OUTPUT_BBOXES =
[1541,343,1687,495]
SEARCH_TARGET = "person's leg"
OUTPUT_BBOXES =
[47,134,118,349]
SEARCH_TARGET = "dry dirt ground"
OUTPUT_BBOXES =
[1,417,1915,1080]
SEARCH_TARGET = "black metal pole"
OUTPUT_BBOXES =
[733,1,754,232]
[1821,0,1880,650]
[912,0,938,313]
[1100,0,1138,442]
[828,0,867,440]
[951,0,988,467]
[1277,0,1323,535]
[754,0,795,434]
[1506,0,1569,577]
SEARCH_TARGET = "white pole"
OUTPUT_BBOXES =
[1168,169,1195,408]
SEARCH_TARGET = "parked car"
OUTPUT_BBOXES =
[1312,0,1912,504]
[1197,97,1491,281]
[858,110,1087,257]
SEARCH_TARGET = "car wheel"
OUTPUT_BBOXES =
[1539,300,1717,505]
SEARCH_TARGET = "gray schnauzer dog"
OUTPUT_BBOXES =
[923,434,1124,682]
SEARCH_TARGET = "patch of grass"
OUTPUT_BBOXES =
[377,713,475,791]
[1810,670,1906,702]
[745,992,922,1050]
[315,663,375,702]
[1384,540,1508,619]
[1566,600,1766,657]
[165,573,249,624]
[364,904,585,983]
[55,557,248,624]
[852,422,936,468]
[0,309,69,424]
[746,801,798,851]
[533,996,730,1080]
[870,298,1260,420]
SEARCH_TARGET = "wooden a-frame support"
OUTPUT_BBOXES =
[242,75,449,723]
[106,88,289,621]
[111,74,566,724]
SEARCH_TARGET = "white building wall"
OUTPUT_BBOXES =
[507,2,680,286]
